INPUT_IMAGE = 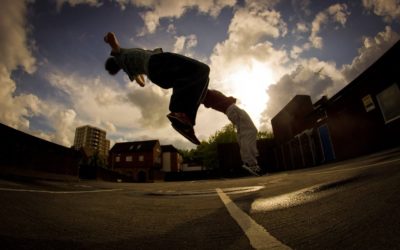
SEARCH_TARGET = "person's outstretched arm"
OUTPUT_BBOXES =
[103,32,145,87]
[104,32,120,53]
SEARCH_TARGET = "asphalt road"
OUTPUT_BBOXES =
[0,148,399,250]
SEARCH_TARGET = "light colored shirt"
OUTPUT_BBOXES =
[111,48,162,81]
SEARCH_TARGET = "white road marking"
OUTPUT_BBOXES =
[0,187,123,194]
[220,185,265,194]
[216,188,291,250]
[150,185,264,196]
[307,158,400,175]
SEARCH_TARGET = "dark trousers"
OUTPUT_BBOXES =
[202,89,236,113]
[148,52,209,125]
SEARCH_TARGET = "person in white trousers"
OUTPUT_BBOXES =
[202,90,262,176]
[104,32,262,176]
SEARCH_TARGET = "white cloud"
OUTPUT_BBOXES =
[173,34,198,53]
[309,3,350,49]
[260,58,346,130]
[0,0,36,74]
[341,26,400,82]
[362,0,400,22]
[210,1,288,74]
[43,68,187,146]
[50,108,78,146]
[125,84,170,128]
[0,73,41,131]
[173,36,187,54]
[167,24,177,34]
[56,0,103,11]
[296,22,309,33]
[186,34,198,49]
[209,1,289,128]
[119,0,236,35]
[328,4,350,25]
[227,4,287,45]
[102,121,117,133]
[45,70,142,129]
[0,0,38,131]
[260,26,400,131]
[290,45,303,59]
[196,106,232,142]
[5,0,397,150]
[0,0,81,147]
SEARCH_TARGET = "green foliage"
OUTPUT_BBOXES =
[257,130,274,139]
[179,147,202,164]
[179,123,273,171]
[181,124,237,170]
[87,151,108,169]
[206,123,237,144]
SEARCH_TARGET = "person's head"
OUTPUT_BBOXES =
[105,57,121,75]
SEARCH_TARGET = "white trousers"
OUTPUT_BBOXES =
[226,104,259,166]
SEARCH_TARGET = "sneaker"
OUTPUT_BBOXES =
[167,114,200,145]
[167,112,193,127]
[242,164,262,176]
[170,122,201,145]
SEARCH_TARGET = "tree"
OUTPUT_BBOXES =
[197,124,237,170]
[257,130,274,139]
[179,147,202,164]
[179,123,273,171]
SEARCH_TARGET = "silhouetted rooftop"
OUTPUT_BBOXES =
[161,145,179,153]
[110,140,159,153]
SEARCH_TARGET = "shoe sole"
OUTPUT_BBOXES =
[241,165,261,176]
[168,117,200,145]
[167,113,193,127]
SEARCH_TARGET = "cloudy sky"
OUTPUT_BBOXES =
[1,0,399,149]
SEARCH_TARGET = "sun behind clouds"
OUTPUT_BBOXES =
[225,60,275,128]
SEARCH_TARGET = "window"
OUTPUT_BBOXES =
[377,83,400,123]
[115,156,120,162]
[126,156,133,162]
[138,155,144,162]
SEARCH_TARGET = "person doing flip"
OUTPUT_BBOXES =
[104,32,262,176]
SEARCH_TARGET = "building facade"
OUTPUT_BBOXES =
[73,125,110,158]
[161,145,182,172]
[109,140,163,182]
[271,40,400,170]
[0,123,80,177]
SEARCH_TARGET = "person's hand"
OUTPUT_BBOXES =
[104,32,114,43]
[135,74,145,87]
[104,32,121,53]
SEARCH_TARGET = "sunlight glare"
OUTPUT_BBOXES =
[225,60,275,128]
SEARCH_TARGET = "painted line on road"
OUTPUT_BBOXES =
[216,188,291,250]
[0,187,123,194]
[307,158,400,175]
[149,186,264,197]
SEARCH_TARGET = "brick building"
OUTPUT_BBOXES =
[109,140,162,182]
[271,40,400,170]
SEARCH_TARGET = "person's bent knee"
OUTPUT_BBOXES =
[198,63,210,77]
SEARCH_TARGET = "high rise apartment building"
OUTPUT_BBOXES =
[73,125,110,157]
